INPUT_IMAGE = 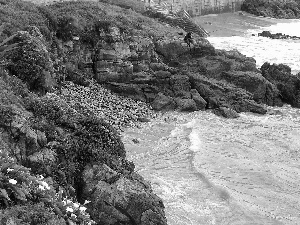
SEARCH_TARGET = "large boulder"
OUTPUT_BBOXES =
[170,75,191,98]
[175,98,197,111]
[82,164,168,225]
[220,71,282,106]
[213,107,239,118]
[188,73,267,114]
[151,93,176,111]
[195,53,258,78]
[260,62,300,107]
[107,82,147,102]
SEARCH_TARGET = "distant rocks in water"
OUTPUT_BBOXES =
[132,138,140,144]
[258,31,300,40]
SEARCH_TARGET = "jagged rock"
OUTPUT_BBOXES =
[153,70,172,79]
[213,107,239,118]
[107,82,146,102]
[191,89,207,110]
[189,73,267,114]
[154,38,185,60]
[195,53,258,78]
[82,164,168,225]
[149,63,168,71]
[261,62,300,107]
[175,98,197,111]
[151,93,176,110]
[170,75,191,98]
[132,138,140,144]
[258,31,273,38]
[220,71,282,106]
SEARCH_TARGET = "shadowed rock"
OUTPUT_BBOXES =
[261,62,300,107]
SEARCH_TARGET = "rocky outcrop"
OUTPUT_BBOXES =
[258,31,300,40]
[0,68,167,224]
[83,25,271,116]
[220,71,282,106]
[188,73,267,114]
[213,107,240,118]
[151,93,176,111]
[82,164,167,225]
[260,62,300,107]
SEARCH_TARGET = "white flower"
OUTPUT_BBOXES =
[79,206,87,212]
[73,203,80,208]
[63,199,72,206]
[83,200,91,205]
[66,207,74,213]
[8,179,17,184]
[38,185,45,190]
[40,181,50,190]
[7,168,14,172]
[70,213,77,218]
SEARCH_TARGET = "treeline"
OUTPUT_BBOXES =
[241,0,300,18]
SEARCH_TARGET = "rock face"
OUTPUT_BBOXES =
[151,93,176,111]
[220,71,282,106]
[261,62,300,107]
[53,22,280,116]
[213,107,239,118]
[50,18,300,119]
[0,69,167,224]
[82,164,167,225]
[189,73,267,114]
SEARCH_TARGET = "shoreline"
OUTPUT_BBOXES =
[122,111,187,157]
[194,11,298,37]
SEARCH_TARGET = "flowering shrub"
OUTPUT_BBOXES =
[53,191,95,225]
[0,151,95,224]
[0,155,36,207]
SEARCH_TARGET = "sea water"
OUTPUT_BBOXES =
[207,20,300,74]
[123,18,300,225]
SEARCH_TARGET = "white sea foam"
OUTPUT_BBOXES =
[125,16,300,225]
[207,20,300,74]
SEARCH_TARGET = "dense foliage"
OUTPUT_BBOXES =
[241,0,300,18]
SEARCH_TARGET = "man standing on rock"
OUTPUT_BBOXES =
[184,32,194,51]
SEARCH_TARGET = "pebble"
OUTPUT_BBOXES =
[59,81,158,132]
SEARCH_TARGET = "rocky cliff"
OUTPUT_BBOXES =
[1,0,300,224]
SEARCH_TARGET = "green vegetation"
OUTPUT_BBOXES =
[241,0,300,18]
[0,0,179,223]
[0,0,181,44]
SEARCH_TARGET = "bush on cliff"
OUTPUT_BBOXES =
[7,27,56,94]
[99,0,146,13]
[241,0,300,18]
[25,92,129,199]
[0,0,55,39]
